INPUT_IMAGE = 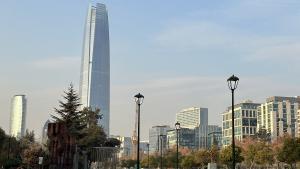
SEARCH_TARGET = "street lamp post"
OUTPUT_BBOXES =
[134,93,144,169]
[175,122,181,169]
[227,74,239,169]
[7,136,11,160]
[159,134,165,169]
[147,143,150,169]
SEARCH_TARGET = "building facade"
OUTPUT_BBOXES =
[79,3,110,134]
[167,128,196,150]
[9,95,27,138]
[149,125,171,153]
[196,125,222,149]
[257,96,299,140]
[176,107,208,128]
[110,135,132,158]
[222,101,260,146]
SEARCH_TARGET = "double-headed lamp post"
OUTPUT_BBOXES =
[134,93,144,169]
[175,121,181,169]
[227,75,239,169]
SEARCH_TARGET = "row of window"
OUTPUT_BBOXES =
[223,109,257,121]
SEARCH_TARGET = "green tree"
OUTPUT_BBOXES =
[104,138,121,147]
[277,137,300,169]
[0,127,5,148]
[255,144,274,167]
[181,155,195,169]
[22,142,47,168]
[164,150,179,168]
[194,149,210,168]
[255,128,271,142]
[19,130,35,151]
[120,159,136,168]
[79,108,107,148]
[51,84,85,140]
[208,145,219,163]
[219,146,243,168]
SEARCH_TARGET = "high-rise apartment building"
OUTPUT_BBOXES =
[257,96,299,140]
[222,101,260,146]
[9,95,27,138]
[176,107,208,128]
[79,3,110,134]
[149,125,171,153]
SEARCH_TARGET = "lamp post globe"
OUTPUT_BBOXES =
[227,75,239,169]
[134,93,144,169]
[134,93,144,105]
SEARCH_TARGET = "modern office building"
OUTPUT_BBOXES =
[167,128,196,150]
[110,135,132,158]
[9,95,27,138]
[222,100,260,146]
[79,3,110,134]
[257,96,300,140]
[149,125,171,153]
[207,130,222,149]
[140,141,149,154]
[176,107,208,128]
[196,125,222,149]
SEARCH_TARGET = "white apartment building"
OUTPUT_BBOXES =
[176,107,208,128]
[222,101,260,146]
[257,96,299,140]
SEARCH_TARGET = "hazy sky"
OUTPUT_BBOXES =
[1,0,300,140]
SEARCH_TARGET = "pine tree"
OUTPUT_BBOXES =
[51,84,84,139]
[79,107,107,148]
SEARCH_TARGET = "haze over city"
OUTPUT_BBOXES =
[1,0,300,141]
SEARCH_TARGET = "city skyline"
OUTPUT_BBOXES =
[1,1,300,140]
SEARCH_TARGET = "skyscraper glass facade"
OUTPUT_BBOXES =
[9,95,26,138]
[79,3,110,134]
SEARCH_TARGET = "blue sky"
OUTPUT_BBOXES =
[1,0,300,140]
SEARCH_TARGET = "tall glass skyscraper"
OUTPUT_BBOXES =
[9,95,27,138]
[79,3,110,134]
